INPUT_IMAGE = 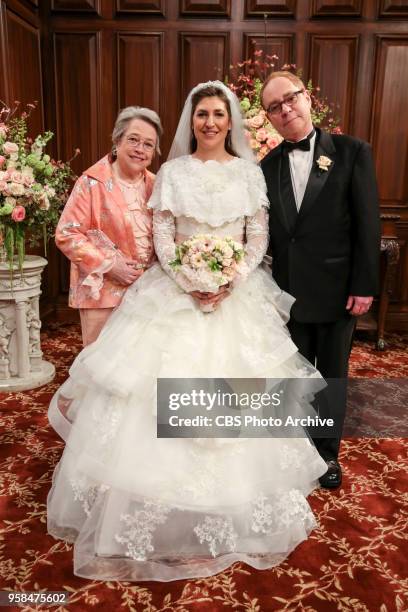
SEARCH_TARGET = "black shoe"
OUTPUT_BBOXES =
[319,459,342,489]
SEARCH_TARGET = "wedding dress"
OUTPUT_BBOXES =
[47,155,327,582]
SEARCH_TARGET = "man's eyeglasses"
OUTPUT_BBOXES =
[125,136,155,153]
[267,89,305,116]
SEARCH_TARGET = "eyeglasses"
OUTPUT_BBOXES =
[266,89,305,116]
[125,136,155,153]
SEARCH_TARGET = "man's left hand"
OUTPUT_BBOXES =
[346,295,373,316]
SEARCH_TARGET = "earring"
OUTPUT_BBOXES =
[112,145,117,157]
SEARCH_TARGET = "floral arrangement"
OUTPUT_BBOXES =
[226,49,341,161]
[170,234,245,293]
[0,101,78,272]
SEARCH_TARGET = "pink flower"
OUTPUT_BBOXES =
[0,124,7,139]
[248,114,264,129]
[11,205,25,222]
[23,173,34,187]
[0,155,5,167]
[0,181,7,193]
[266,136,280,150]
[10,170,23,184]
[3,141,18,155]
[255,128,268,143]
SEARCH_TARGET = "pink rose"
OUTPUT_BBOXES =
[3,142,18,155]
[10,171,23,184]
[0,155,5,167]
[266,136,280,150]
[0,170,8,181]
[0,181,7,193]
[255,128,268,143]
[23,173,34,187]
[11,205,25,222]
[248,114,264,129]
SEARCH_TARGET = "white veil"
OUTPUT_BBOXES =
[167,80,255,163]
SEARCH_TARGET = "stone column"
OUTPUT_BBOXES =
[0,255,55,392]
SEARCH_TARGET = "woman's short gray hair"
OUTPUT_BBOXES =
[112,106,163,155]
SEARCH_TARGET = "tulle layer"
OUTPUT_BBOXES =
[47,264,328,581]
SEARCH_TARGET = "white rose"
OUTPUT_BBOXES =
[38,193,50,210]
[3,142,18,155]
[4,196,16,207]
[8,182,25,196]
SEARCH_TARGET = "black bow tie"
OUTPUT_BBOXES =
[282,129,315,154]
[282,138,310,153]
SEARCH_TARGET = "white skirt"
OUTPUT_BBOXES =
[47,263,327,581]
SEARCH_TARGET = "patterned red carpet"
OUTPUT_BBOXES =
[0,325,407,611]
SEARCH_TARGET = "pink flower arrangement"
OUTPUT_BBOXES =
[0,101,78,271]
[227,49,341,161]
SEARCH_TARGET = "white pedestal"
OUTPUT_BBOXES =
[0,255,55,392]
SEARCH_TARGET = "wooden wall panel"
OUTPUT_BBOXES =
[180,33,229,101]
[311,0,362,17]
[51,0,101,12]
[53,32,100,308]
[117,33,162,111]
[116,0,165,14]
[371,37,408,208]
[244,34,294,70]
[180,0,231,16]
[245,0,296,18]
[53,33,99,175]
[379,0,408,18]
[2,8,43,136]
[117,32,163,171]
[309,35,358,133]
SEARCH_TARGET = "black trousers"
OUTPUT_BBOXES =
[288,314,356,461]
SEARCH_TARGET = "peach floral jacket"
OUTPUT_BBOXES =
[55,155,155,309]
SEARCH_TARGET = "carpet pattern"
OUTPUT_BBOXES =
[0,325,407,611]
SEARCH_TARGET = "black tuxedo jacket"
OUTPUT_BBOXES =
[261,128,381,323]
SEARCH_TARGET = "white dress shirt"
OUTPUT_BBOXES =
[288,132,316,211]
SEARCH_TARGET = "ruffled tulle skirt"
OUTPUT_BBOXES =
[47,264,327,581]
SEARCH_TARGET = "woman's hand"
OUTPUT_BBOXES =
[190,285,231,310]
[107,258,144,285]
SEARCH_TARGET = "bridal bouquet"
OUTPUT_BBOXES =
[169,234,246,294]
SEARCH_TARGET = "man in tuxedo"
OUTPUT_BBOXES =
[260,71,380,488]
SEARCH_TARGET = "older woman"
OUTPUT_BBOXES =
[56,106,162,345]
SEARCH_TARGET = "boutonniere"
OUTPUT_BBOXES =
[316,155,332,173]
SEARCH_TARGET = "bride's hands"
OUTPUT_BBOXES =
[190,285,231,310]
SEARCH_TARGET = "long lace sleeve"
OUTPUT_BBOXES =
[244,205,269,273]
[233,162,269,284]
[153,209,195,293]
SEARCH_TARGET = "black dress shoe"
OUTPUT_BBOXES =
[319,459,342,489]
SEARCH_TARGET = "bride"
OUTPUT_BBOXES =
[47,81,327,582]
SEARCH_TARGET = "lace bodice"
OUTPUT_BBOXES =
[148,155,269,292]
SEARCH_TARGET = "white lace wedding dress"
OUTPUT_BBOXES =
[47,156,327,582]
